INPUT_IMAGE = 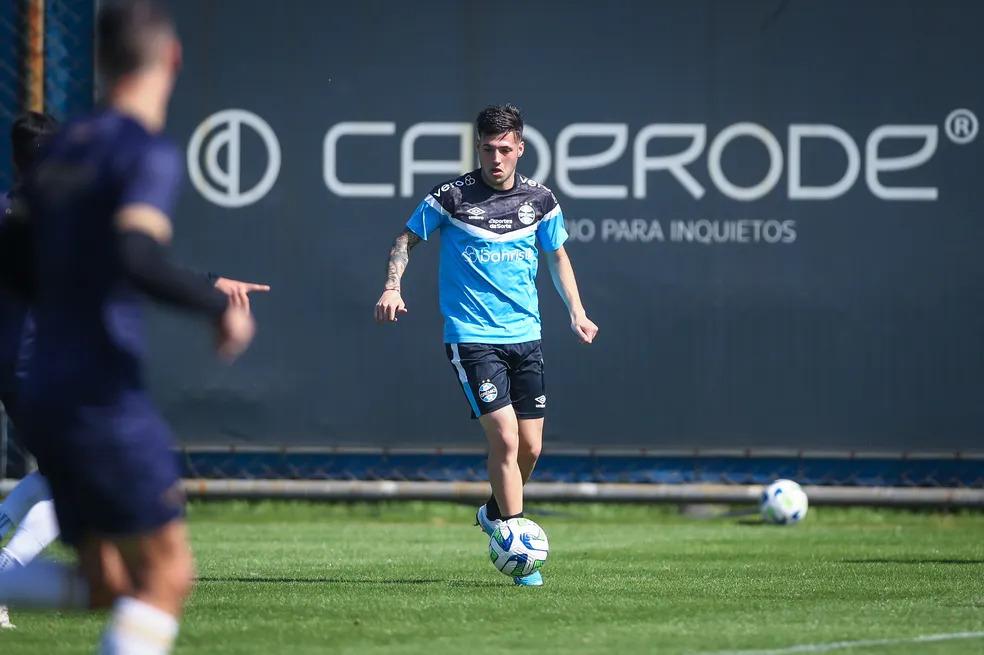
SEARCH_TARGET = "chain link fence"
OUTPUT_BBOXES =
[43,0,93,121]
[0,1,29,191]
[179,449,984,489]
[0,0,93,190]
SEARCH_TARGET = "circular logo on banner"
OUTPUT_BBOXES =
[517,203,536,225]
[187,109,281,208]
[478,381,498,403]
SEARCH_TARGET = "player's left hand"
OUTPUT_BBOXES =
[214,277,271,314]
[571,311,598,345]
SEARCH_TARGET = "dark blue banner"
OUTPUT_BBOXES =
[146,0,984,454]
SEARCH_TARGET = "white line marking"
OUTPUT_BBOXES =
[696,631,984,655]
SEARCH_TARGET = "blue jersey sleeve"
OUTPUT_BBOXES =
[405,196,447,240]
[119,139,183,217]
[536,202,568,252]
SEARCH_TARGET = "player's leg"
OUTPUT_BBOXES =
[98,519,194,655]
[508,341,547,587]
[0,471,53,538]
[0,478,59,627]
[480,416,541,532]
[0,442,87,617]
[78,536,136,608]
[510,340,547,485]
[9,531,190,652]
[0,502,136,623]
[446,344,518,530]
[517,418,543,483]
[0,499,59,570]
[479,405,524,518]
[0,554,90,610]
[0,489,123,615]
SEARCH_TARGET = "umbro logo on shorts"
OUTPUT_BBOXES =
[535,395,546,408]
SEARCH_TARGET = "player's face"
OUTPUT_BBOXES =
[477,131,524,189]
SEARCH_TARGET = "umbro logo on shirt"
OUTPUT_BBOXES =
[535,395,546,408]
[464,207,486,220]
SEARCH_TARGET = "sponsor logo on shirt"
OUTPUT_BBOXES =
[488,217,513,229]
[432,175,477,198]
[462,246,536,264]
[464,206,486,220]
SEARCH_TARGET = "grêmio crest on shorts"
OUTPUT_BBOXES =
[406,169,568,345]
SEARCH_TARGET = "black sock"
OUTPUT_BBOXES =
[485,495,502,520]
[502,512,524,520]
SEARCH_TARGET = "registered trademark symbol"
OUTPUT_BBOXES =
[944,108,978,144]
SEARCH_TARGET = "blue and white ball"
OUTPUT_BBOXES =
[489,518,549,577]
[760,479,809,525]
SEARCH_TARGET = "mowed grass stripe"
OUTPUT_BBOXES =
[1,502,981,654]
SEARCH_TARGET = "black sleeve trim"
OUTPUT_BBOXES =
[118,231,227,317]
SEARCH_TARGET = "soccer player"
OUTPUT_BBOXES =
[0,110,59,630]
[0,112,269,630]
[0,2,254,652]
[374,104,598,586]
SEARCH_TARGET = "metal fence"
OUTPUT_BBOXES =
[0,0,93,188]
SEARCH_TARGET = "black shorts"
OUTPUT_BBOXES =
[21,390,184,547]
[445,340,546,419]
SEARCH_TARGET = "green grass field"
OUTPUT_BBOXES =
[3,501,983,654]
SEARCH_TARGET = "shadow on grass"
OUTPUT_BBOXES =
[840,559,984,565]
[446,580,504,589]
[197,576,442,585]
[735,519,772,526]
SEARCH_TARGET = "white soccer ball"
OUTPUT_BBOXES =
[489,518,549,577]
[760,479,809,525]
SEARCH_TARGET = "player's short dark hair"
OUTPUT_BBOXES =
[96,0,175,84]
[11,111,58,175]
[476,104,524,140]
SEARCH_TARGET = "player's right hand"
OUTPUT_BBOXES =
[375,289,408,323]
[216,304,255,361]
[214,277,271,314]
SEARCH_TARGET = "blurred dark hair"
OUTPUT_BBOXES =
[11,111,58,175]
[476,104,524,139]
[97,0,175,84]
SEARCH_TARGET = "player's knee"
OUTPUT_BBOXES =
[520,439,542,462]
[489,431,520,461]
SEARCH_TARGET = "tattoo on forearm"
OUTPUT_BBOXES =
[385,230,421,288]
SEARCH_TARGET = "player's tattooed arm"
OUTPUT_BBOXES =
[384,229,421,291]
[375,229,421,323]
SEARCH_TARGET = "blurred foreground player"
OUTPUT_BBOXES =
[0,111,268,630]
[0,111,60,630]
[0,2,254,652]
